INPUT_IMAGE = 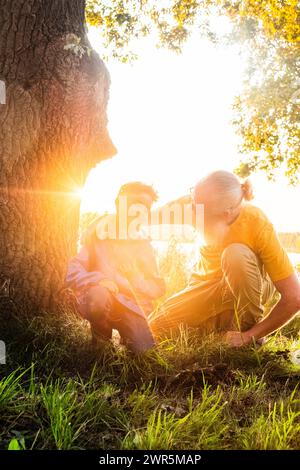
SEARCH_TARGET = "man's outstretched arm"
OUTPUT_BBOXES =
[150,194,193,226]
[226,272,300,347]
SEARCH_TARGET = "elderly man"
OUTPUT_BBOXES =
[150,171,300,347]
[65,182,165,354]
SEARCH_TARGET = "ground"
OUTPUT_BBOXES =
[1,243,300,450]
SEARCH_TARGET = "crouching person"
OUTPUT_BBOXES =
[150,171,300,347]
[65,182,165,354]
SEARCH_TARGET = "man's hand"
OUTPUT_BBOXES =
[225,331,252,348]
[226,274,300,347]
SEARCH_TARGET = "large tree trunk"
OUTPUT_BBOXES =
[0,0,116,317]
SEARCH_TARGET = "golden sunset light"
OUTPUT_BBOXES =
[82,27,300,233]
[2,1,300,456]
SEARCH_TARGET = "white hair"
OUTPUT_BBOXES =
[194,170,253,215]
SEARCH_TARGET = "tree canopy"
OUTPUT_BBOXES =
[86,0,300,183]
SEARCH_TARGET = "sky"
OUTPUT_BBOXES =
[80,27,300,233]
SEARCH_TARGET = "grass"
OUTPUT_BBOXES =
[1,241,300,450]
[1,313,300,450]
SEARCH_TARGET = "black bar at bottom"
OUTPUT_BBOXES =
[0,450,299,467]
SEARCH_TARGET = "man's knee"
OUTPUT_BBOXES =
[221,243,258,278]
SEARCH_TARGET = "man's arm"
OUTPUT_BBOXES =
[150,194,193,226]
[226,273,300,347]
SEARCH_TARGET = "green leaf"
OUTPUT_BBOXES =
[8,438,21,450]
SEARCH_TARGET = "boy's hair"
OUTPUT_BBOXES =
[116,181,158,202]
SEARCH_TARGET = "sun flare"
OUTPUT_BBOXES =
[80,27,300,234]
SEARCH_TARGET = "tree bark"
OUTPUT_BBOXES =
[0,0,116,316]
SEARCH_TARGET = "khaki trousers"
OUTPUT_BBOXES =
[150,243,276,334]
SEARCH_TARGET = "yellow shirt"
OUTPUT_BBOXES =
[199,204,294,283]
